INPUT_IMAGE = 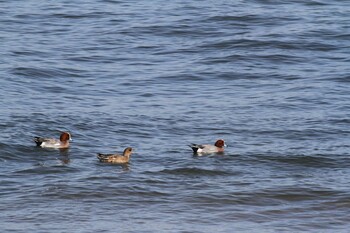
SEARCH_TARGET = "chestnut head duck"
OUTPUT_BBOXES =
[34,132,72,149]
[189,139,226,154]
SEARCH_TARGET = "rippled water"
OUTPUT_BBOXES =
[1,0,350,232]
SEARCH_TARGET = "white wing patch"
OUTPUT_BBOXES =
[41,140,61,148]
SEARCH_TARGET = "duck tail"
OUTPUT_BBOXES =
[97,153,107,162]
[188,144,199,153]
[34,137,43,147]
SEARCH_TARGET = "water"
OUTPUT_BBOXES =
[1,0,350,232]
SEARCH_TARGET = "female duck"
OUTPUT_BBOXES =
[97,147,133,164]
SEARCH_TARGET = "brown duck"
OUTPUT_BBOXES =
[97,147,133,164]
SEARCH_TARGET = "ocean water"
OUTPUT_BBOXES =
[1,0,350,232]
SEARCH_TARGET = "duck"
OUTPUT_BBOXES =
[34,132,72,149]
[97,147,133,164]
[189,139,227,154]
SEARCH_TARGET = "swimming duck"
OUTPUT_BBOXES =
[34,132,72,149]
[189,139,227,154]
[97,147,133,164]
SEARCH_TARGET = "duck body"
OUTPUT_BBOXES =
[189,139,226,154]
[97,147,133,164]
[34,132,72,149]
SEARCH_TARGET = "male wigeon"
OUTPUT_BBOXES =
[97,147,133,164]
[34,132,72,149]
[189,139,227,154]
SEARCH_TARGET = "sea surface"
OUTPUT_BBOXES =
[0,0,349,232]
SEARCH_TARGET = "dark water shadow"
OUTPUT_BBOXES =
[96,161,131,172]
